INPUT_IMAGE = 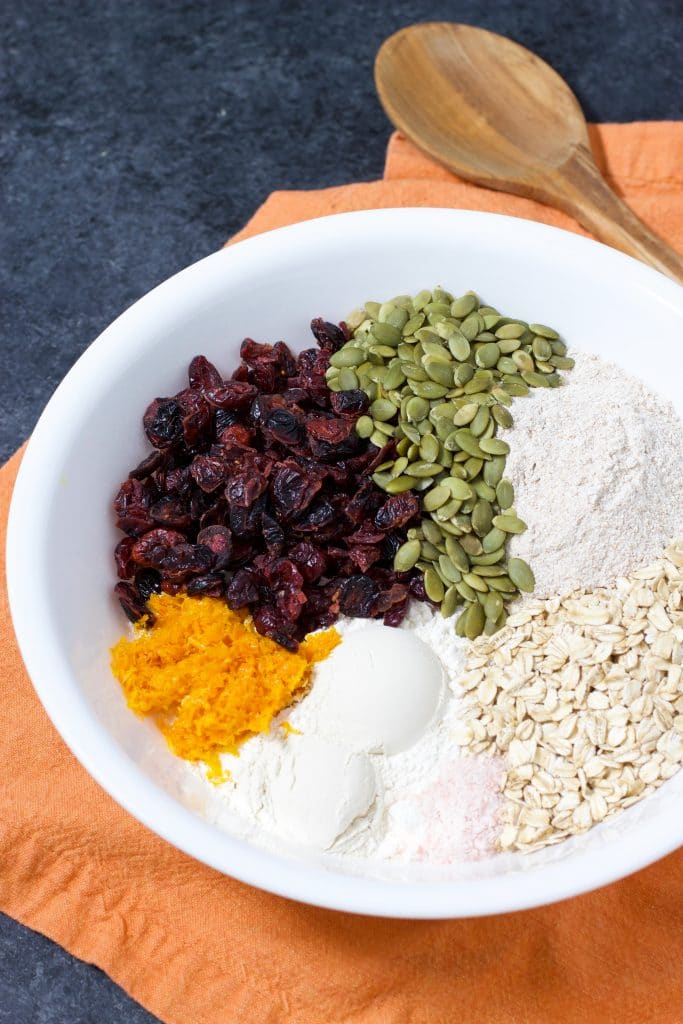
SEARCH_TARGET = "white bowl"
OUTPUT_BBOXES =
[7,209,683,918]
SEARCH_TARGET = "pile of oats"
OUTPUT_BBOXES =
[454,539,683,853]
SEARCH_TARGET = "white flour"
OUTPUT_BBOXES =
[197,603,503,863]
[504,351,683,598]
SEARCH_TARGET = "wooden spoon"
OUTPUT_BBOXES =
[375,22,683,284]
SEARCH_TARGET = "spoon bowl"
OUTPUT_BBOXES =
[375,22,683,283]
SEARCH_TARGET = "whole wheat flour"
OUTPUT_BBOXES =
[504,351,683,598]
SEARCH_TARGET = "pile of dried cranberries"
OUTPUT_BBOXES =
[112,319,427,649]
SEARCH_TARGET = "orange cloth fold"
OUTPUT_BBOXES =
[2,126,682,1024]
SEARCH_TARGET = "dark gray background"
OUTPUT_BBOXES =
[1,0,682,1020]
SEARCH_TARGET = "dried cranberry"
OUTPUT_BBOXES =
[130,528,187,567]
[190,454,227,493]
[337,575,379,617]
[114,581,152,624]
[263,408,304,447]
[348,545,381,572]
[251,604,298,651]
[143,398,184,450]
[330,390,370,418]
[292,497,337,533]
[205,381,258,410]
[374,493,420,531]
[226,568,262,608]
[310,318,347,353]
[189,355,223,391]
[271,460,323,518]
[135,568,162,602]
[114,537,136,579]
[213,409,239,437]
[196,525,233,568]
[128,450,165,480]
[113,478,158,536]
[288,542,327,582]
[175,389,212,446]
[224,457,272,508]
[186,572,227,597]
[261,512,285,555]
[150,495,192,529]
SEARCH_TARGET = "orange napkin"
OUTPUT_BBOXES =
[2,126,683,1024]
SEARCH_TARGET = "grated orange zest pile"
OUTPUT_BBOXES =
[110,593,340,780]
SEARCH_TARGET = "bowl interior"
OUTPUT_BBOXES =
[8,209,683,916]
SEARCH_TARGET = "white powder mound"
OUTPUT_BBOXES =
[196,603,504,864]
[503,351,683,598]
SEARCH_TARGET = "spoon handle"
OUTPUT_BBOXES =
[546,146,683,285]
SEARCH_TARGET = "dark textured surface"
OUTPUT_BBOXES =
[1,0,682,1020]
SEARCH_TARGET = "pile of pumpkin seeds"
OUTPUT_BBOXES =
[325,288,574,639]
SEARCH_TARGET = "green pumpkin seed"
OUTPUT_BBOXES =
[384,475,418,494]
[463,571,488,593]
[496,356,517,375]
[507,557,536,592]
[491,404,513,428]
[483,456,506,486]
[463,600,485,639]
[451,294,478,318]
[482,527,506,553]
[368,398,395,423]
[503,380,530,397]
[473,564,507,577]
[496,479,514,509]
[470,498,493,537]
[442,477,472,500]
[370,322,401,346]
[470,405,490,437]
[390,456,409,478]
[532,337,553,361]
[470,547,505,566]
[423,568,445,603]
[406,461,440,478]
[356,416,374,438]
[529,323,559,339]
[445,536,470,572]
[472,480,497,502]
[441,585,460,618]
[550,355,575,370]
[474,342,500,368]
[423,484,450,511]
[492,514,527,534]
[521,370,550,388]
[512,349,535,372]
[495,323,526,340]
[383,364,407,390]
[423,359,455,386]
[370,430,388,448]
[464,457,484,479]
[479,437,510,455]
[453,429,486,458]
[435,497,462,521]
[487,575,517,593]
[329,347,365,368]
[410,380,449,399]
[461,314,484,341]
[394,539,421,572]
[419,434,440,462]
[449,404,476,429]
[438,554,462,584]
[460,533,483,556]
[456,580,477,603]
[496,337,522,354]
[420,542,440,562]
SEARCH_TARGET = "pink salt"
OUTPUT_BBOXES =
[381,754,504,864]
